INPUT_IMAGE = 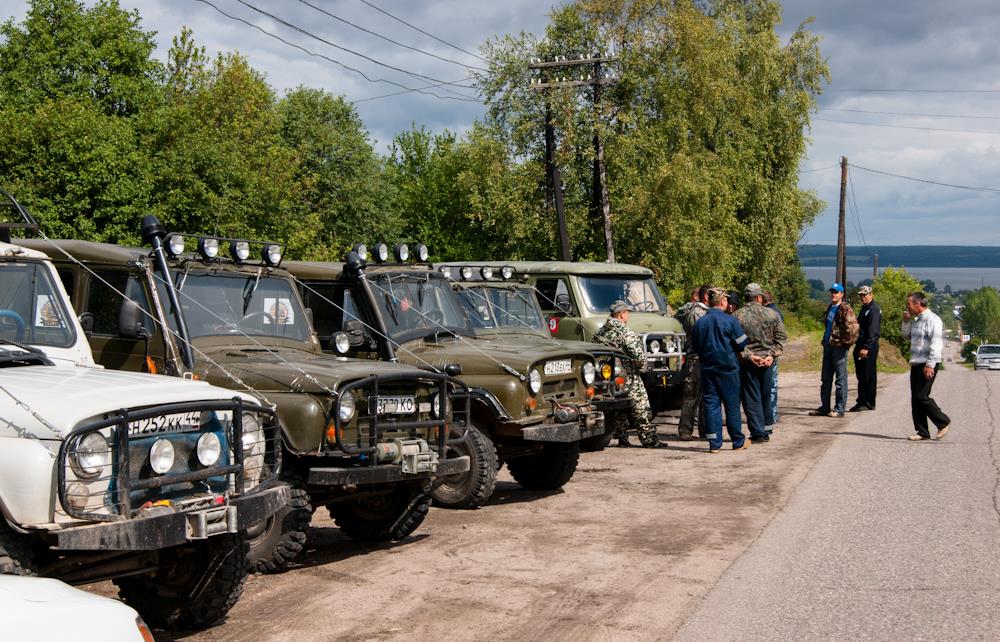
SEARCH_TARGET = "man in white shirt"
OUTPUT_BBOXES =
[901,291,951,441]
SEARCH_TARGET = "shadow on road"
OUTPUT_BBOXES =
[809,430,910,441]
[487,481,563,505]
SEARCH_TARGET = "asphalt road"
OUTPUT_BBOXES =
[674,354,1000,640]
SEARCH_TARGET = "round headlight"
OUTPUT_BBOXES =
[352,243,368,261]
[460,266,474,280]
[262,243,283,266]
[338,390,356,423]
[373,243,389,263]
[196,432,222,466]
[71,431,110,479]
[64,481,89,512]
[430,391,451,418]
[600,362,613,380]
[166,233,186,257]
[230,240,251,262]
[649,339,661,353]
[528,368,542,394]
[480,266,494,280]
[198,237,220,260]
[582,361,596,385]
[242,413,264,454]
[439,266,453,279]
[394,243,410,262]
[333,331,350,354]
[415,244,429,262]
[149,439,175,474]
[501,266,515,279]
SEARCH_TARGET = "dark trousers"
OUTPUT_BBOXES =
[909,364,951,438]
[853,344,879,408]
[701,368,745,450]
[820,345,848,414]
[740,360,774,440]
[679,357,705,437]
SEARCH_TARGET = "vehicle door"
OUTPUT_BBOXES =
[299,282,382,360]
[79,268,163,373]
[529,275,584,341]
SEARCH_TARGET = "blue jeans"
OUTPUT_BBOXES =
[740,360,774,440]
[769,361,779,426]
[701,368,745,450]
[820,345,848,414]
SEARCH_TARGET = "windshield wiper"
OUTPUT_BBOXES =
[0,339,54,366]
[242,271,261,315]
[383,292,399,326]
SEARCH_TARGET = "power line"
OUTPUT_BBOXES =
[851,164,1000,194]
[846,173,872,258]
[821,107,1000,120]
[829,88,1000,94]
[232,0,477,93]
[800,163,839,173]
[193,0,479,103]
[356,0,488,63]
[814,117,1000,135]
[296,0,488,72]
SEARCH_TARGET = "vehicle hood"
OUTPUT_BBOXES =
[198,346,427,394]
[0,365,255,440]
[583,312,684,334]
[401,334,595,375]
[471,330,622,356]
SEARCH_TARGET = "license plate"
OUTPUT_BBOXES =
[128,412,201,437]
[544,359,572,376]
[376,396,416,415]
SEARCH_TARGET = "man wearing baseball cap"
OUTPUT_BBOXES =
[810,282,859,418]
[851,285,881,411]
[734,283,787,442]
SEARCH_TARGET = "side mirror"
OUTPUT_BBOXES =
[554,293,572,314]
[78,312,94,334]
[118,300,148,340]
[343,319,367,347]
[304,307,314,327]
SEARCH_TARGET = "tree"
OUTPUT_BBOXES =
[871,268,924,357]
[920,278,937,293]
[962,287,1000,341]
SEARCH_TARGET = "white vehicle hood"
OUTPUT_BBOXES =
[0,365,256,440]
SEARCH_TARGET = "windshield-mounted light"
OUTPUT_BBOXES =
[333,331,350,354]
[197,237,220,260]
[415,244,429,262]
[351,244,368,261]
[394,243,409,262]
[166,233,186,257]
[262,243,283,267]
[460,266,474,280]
[501,266,515,279]
[480,266,494,280]
[229,240,251,262]
[373,243,389,263]
[439,266,453,280]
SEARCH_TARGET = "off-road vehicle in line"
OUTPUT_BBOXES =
[286,245,605,509]
[25,219,470,574]
[0,196,288,630]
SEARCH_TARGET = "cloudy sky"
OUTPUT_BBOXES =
[2,0,999,248]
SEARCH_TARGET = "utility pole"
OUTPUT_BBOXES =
[544,98,571,260]
[529,53,618,262]
[873,253,878,280]
[837,156,848,286]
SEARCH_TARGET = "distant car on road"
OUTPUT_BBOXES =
[974,344,1000,370]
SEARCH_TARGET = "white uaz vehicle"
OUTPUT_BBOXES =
[0,224,288,629]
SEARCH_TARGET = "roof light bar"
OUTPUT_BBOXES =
[415,243,429,262]
[197,237,220,260]
[352,243,368,261]
[262,243,283,267]
[394,243,409,262]
[230,240,250,262]
[373,243,389,263]
[165,233,186,258]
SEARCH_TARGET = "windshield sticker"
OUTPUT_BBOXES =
[264,297,294,325]
[34,295,64,328]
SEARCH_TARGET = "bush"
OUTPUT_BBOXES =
[870,268,924,359]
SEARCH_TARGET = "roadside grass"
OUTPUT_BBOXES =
[780,328,909,374]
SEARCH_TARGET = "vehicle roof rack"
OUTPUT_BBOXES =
[0,186,39,243]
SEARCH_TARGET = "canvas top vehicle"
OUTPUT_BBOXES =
[286,244,606,509]
[22,219,470,574]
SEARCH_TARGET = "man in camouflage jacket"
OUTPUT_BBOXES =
[675,285,711,440]
[593,300,664,448]
[810,283,859,418]
[734,283,787,442]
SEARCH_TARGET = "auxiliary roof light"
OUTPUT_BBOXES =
[229,240,251,263]
[262,243,283,267]
[439,266,454,279]
[415,243,429,262]
[480,266,494,280]
[501,265,515,280]
[351,244,368,262]
[460,266,474,280]
[197,237,220,260]
[373,243,389,263]
[165,233,186,258]
[394,243,409,262]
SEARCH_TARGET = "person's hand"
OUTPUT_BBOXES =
[903,310,912,321]
[764,355,774,367]
[859,348,869,359]
[924,365,935,380]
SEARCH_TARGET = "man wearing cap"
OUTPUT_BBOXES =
[675,285,712,441]
[690,288,750,453]
[851,285,881,411]
[593,300,665,448]
[734,283,787,442]
[810,283,859,418]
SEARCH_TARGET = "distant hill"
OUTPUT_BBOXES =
[797,245,1000,268]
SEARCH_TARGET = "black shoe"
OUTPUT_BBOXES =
[808,409,830,417]
[848,404,865,412]
[642,441,667,449]
[617,438,632,448]
[750,436,770,444]
[866,404,876,411]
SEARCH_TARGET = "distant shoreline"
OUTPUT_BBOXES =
[798,244,1000,268]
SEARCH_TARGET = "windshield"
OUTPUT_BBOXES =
[979,345,1000,354]
[370,274,468,340]
[0,260,75,348]
[578,276,666,313]
[457,286,546,333]
[160,271,310,341]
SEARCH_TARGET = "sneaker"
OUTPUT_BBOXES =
[908,434,929,441]
[808,409,830,416]
[936,425,950,440]
[828,411,844,418]
[734,440,751,450]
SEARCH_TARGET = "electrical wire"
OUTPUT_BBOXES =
[800,163,839,173]
[850,164,1000,194]
[193,0,480,102]
[356,0,488,63]
[296,0,488,72]
[829,88,1000,94]
[814,117,1000,135]
[820,107,1000,121]
[846,173,872,258]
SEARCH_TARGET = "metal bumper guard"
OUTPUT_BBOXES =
[521,404,605,443]
[308,454,470,486]
[55,483,290,551]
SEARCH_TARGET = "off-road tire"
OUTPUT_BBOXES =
[579,413,616,452]
[329,484,431,542]
[115,533,248,631]
[246,482,312,573]
[431,424,498,509]
[0,521,35,576]
[506,441,580,490]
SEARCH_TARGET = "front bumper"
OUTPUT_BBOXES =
[307,455,471,486]
[55,483,290,551]
[520,410,605,443]
[592,396,633,412]
[643,368,685,389]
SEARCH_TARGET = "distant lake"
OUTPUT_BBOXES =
[803,266,1000,291]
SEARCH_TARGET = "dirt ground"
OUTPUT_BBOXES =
[120,370,878,642]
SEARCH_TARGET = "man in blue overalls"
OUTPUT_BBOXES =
[690,288,750,453]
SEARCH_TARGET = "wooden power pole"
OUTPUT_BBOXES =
[543,98,571,260]
[873,253,878,280]
[837,156,848,286]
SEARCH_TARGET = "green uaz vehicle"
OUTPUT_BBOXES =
[442,265,632,452]
[285,245,606,510]
[24,220,470,573]
[438,261,686,414]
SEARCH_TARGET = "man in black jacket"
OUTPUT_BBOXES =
[850,285,881,411]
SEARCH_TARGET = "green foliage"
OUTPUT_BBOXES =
[962,287,1000,341]
[871,267,924,358]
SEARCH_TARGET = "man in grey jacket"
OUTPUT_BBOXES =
[901,291,951,440]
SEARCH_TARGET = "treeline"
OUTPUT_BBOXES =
[1,0,827,310]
